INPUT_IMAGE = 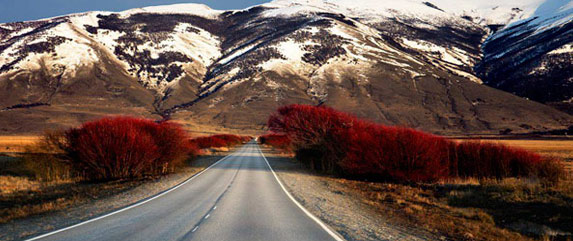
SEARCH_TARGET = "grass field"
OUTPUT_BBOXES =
[0,136,40,153]
[172,120,262,137]
[482,139,573,160]
[461,139,573,175]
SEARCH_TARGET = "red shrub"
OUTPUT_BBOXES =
[190,134,251,149]
[453,141,545,179]
[267,104,563,183]
[268,104,357,172]
[268,104,356,150]
[212,134,242,146]
[63,117,193,180]
[146,121,197,173]
[342,125,451,182]
[259,134,292,150]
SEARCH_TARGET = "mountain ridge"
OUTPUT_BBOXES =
[0,0,571,135]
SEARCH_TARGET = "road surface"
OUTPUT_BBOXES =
[27,141,341,241]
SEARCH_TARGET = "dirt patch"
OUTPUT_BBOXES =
[0,153,227,241]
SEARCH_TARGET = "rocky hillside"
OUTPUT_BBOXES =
[0,0,571,134]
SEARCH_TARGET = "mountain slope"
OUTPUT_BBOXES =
[476,0,573,113]
[0,1,571,134]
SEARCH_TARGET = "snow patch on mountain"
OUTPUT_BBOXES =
[69,12,102,28]
[0,21,100,76]
[548,43,573,54]
[532,1,573,33]
[266,0,544,26]
[265,0,453,23]
[402,39,460,65]
[4,26,35,39]
[276,39,307,61]
[423,0,542,25]
[489,0,573,42]
[163,23,221,65]
[482,0,573,69]
[121,3,223,19]
[399,37,481,83]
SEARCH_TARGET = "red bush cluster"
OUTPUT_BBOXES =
[268,104,563,182]
[62,117,196,180]
[258,134,292,150]
[453,141,562,182]
[190,134,251,149]
[341,125,452,182]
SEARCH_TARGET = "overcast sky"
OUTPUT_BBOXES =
[0,0,270,23]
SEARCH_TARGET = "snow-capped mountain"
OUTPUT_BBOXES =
[0,0,571,134]
[476,0,573,112]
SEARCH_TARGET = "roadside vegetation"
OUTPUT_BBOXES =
[260,104,572,240]
[23,117,195,181]
[190,134,252,150]
[264,104,564,183]
[258,134,291,151]
[0,116,250,224]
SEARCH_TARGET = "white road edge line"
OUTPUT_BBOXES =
[25,150,236,241]
[257,144,346,241]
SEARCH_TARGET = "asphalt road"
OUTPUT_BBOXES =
[27,141,341,241]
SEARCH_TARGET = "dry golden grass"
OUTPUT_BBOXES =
[312,171,573,240]
[0,136,40,153]
[171,119,262,137]
[1,197,78,223]
[0,176,41,195]
[478,139,573,160]
[0,180,134,224]
[455,139,573,175]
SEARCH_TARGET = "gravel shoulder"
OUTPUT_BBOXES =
[0,153,227,241]
[261,147,437,241]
